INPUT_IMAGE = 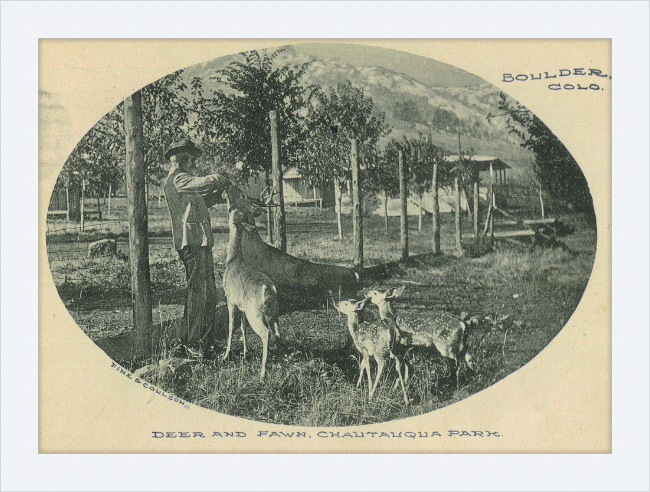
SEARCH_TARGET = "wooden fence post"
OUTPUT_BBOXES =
[489,162,495,238]
[473,170,479,239]
[80,177,85,232]
[270,111,287,252]
[455,174,462,250]
[125,90,152,360]
[334,179,343,240]
[351,138,363,269]
[399,150,409,261]
[265,171,273,243]
[383,191,389,235]
[65,185,71,222]
[432,159,441,254]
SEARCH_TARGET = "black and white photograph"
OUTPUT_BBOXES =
[3,0,649,489]
[42,40,603,431]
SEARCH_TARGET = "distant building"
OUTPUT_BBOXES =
[371,155,511,216]
[240,167,333,208]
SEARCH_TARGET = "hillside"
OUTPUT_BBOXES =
[182,45,536,183]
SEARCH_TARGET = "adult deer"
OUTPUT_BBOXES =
[365,286,475,387]
[330,293,409,405]
[222,188,280,380]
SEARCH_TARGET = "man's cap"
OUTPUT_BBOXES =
[165,138,202,160]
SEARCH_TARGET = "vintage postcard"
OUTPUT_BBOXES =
[39,38,611,454]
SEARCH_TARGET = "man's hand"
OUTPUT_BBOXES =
[208,173,233,190]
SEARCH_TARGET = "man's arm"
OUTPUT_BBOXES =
[173,172,230,194]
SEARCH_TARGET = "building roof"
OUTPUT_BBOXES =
[444,155,511,171]
[283,167,302,179]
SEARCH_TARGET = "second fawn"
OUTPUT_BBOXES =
[330,293,409,405]
[223,209,280,380]
[365,286,475,387]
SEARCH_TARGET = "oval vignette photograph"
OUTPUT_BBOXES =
[44,42,598,427]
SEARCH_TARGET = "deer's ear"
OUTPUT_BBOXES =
[355,298,370,311]
[392,286,406,298]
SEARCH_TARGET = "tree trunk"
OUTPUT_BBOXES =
[125,90,152,360]
[473,171,479,239]
[270,111,287,252]
[455,175,462,251]
[265,171,273,243]
[489,162,494,238]
[108,183,112,215]
[399,150,408,261]
[65,186,70,222]
[418,194,423,232]
[96,195,102,221]
[335,178,343,240]
[384,191,389,235]
[80,178,85,232]
[351,139,362,270]
[432,161,440,255]
[539,184,545,219]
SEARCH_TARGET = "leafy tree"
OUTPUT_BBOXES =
[198,49,316,181]
[62,69,192,216]
[401,135,435,231]
[141,70,190,190]
[60,107,125,222]
[488,92,594,215]
[365,140,400,234]
[299,80,391,239]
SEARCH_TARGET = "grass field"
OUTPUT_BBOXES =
[47,206,597,426]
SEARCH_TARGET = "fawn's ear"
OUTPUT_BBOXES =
[388,286,406,299]
[354,297,371,311]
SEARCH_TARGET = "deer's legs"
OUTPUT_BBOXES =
[391,353,409,405]
[223,301,238,361]
[259,329,269,380]
[370,356,385,399]
[364,356,372,395]
[239,314,247,358]
[392,360,409,390]
[249,315,270,380]
[356,357,366,387]
[452,358,461,388]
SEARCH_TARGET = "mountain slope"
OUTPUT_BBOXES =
[183,46,535,181]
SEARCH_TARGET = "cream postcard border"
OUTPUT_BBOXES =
[0,1,647,491]
[38,38,611,454]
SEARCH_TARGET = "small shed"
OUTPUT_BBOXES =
[444,155,511,185]
[240,168,332,208]
[282,167,324,208]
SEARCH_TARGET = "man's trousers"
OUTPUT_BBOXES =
[177,246,217,347]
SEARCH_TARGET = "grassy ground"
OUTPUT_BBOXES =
[47,208,596,426]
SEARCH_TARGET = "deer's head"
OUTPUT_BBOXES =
[223,184,278,225]
[365,286,405,317]
[329,291,371,318]
[366,286,405,305]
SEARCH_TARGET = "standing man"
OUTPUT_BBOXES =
[164,138,231,358]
